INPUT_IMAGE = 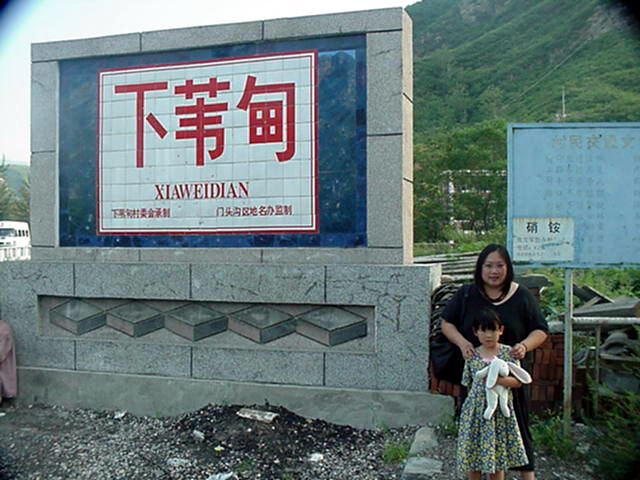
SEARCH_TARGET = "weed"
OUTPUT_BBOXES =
[235,458,256,472]
[382,439,410,463]
[377,421,391,434]
[436,414,459,438]
[530,412,579,459]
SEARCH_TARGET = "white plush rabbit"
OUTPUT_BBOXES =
[474,357,532,420]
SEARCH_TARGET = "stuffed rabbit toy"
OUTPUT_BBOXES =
[474,357,532,420]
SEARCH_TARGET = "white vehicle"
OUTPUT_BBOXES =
[0,221,31,261]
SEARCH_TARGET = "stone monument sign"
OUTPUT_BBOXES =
[0,8,450,428]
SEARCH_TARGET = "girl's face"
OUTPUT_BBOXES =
[481,251,508,289]
[474,324,504,348]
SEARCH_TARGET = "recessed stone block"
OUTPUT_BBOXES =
[143,300,188,312]
[106,302,164,337]
[50,299,106,335]
[203,302,250,315]
[86,298,131,311]
[229,306,295,344]
[165,304,228,341]
[296,307,367,346]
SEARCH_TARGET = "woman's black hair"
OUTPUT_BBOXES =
[472,308,503,332]
[473,244,514,301]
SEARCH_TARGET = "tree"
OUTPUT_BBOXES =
[413,119,508,242]
[11,176,30,222]
[0,161,15,220]
[414,143,451,242]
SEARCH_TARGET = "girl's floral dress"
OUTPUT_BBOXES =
[456,344,529,473]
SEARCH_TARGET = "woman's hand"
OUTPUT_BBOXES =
[441,319,476,360]
[510,330,548,360]
[510,342,527,360]
[458,339,476,360]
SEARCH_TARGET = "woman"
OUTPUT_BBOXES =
[440,244,548,480]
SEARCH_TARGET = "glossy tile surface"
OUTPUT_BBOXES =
[59,35,366,248]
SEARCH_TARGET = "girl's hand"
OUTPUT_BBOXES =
[459,340,476,360]
[510,342,527,360]
[496,375,522,388]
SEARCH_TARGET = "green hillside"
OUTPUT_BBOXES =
[408,0,640,138]
[407,0,640,241]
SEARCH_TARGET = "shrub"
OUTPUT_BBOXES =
[591,387,640,480]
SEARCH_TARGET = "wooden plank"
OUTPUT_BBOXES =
[573,284,592,302]
[582,285,614,304]
[573,297,640,317]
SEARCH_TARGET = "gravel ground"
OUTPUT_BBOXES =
[0,402,415,480]
[0,402,602,480]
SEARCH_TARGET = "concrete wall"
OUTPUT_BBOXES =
[0,260,449,427]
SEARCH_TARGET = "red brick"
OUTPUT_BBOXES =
[532,385,543,401]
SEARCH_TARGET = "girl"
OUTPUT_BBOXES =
[456,308,529,480]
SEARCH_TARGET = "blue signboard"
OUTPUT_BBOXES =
[507,123,640,268]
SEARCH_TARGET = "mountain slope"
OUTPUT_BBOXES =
[407,0,640,138]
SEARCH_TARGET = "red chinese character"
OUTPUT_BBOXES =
[237,75,295,162]
[174,77,230,166]
[114,82,169,168]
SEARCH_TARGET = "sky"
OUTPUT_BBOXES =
[0,0,413,166]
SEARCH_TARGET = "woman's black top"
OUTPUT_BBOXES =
[441,283,549,347]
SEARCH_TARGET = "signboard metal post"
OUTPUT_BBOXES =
[563,269,573,434]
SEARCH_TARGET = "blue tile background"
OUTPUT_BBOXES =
[59,35,367,248]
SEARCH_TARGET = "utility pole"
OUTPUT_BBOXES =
[555,86,569,121]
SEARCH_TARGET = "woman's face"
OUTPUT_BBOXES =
[481,251,508,289]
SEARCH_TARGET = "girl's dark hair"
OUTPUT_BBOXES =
[472,308,503,331]
[473,244,514,300]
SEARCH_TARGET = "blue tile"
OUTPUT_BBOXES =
[59,35,367,248]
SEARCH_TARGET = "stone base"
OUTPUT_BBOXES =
[17,366,453,429]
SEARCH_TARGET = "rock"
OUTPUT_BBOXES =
[308,453,324,462]
[409,426,438,454]
[206,473,236,480]
[402,456,443,478]
[236,407,279,423]
[192,429,205,441]
[166,457,189,467]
